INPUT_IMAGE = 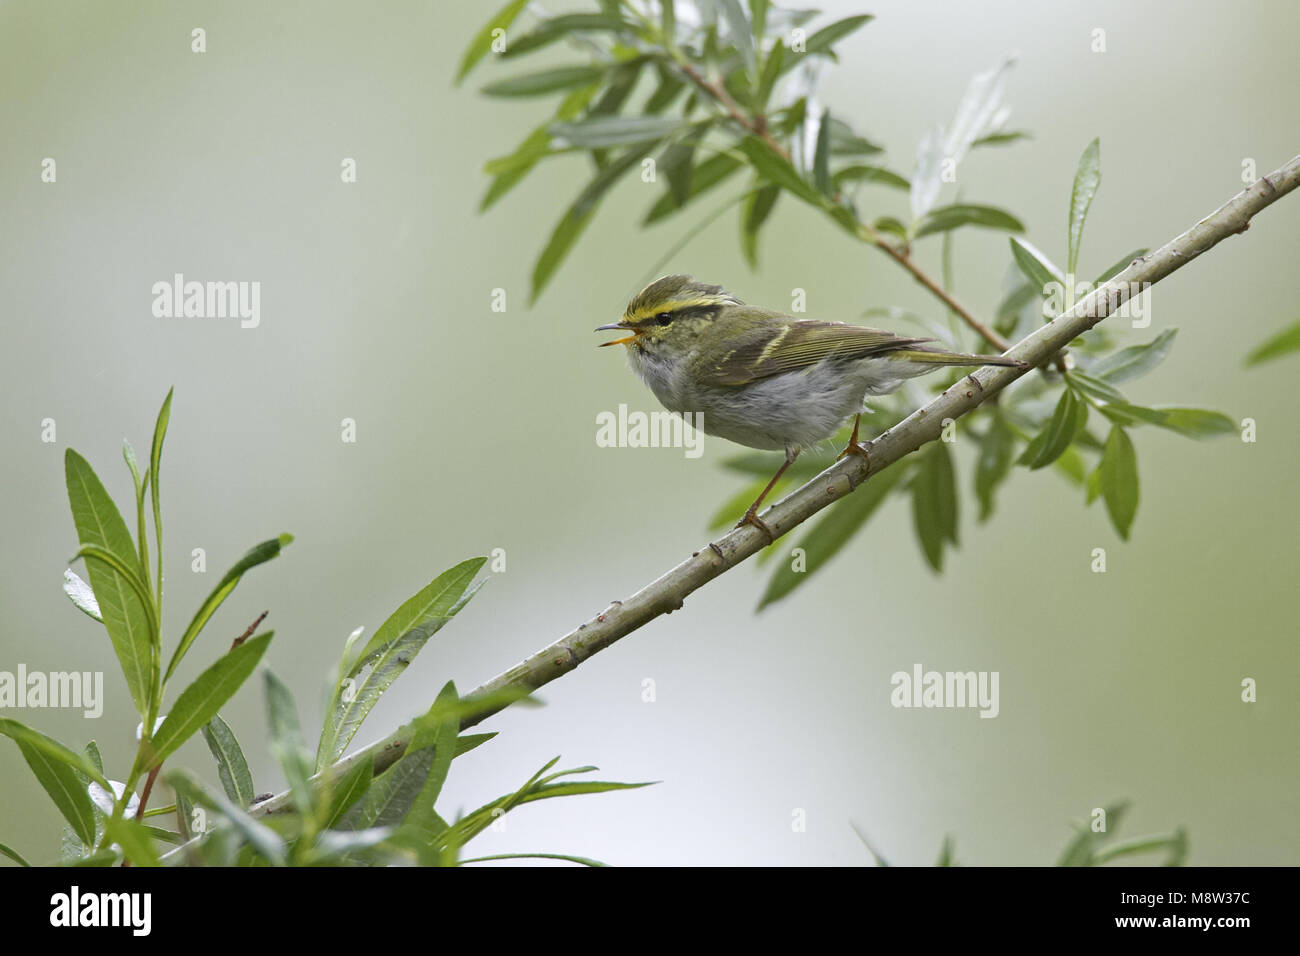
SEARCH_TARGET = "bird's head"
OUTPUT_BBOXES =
[596,275,741,352]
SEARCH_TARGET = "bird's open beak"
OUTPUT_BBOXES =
[595,322,636,348]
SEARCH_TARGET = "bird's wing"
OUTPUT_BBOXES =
[697,320,932,387]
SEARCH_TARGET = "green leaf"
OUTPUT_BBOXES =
[65,448,155,716]
[758,466,905,608]
[201,715,255,808]
[740,183,781,268]
[915,203,1025,239]
[148,387,172,608]
[972,130,1031,148]
[826,119,882,155]
[265,671,315,818]
[1009,236,1066,297]
[346,747,438,829]
[974,412,1016,522]
[713,0,755,77]
[812,109,832,196]
[319,758,374,831]
[832,164,909,191]
[754,41,784,108]
[0,841,32,867]
[737,136,827,207]
[401,683,462,841]
[802,14,873,58]
[1085,463,1103,504]
[168,769,286,865]
[102,816,160,867]
[149,633,273,767]
[912,443,958,572]
[936,835,955,866]
[660,127,708,205]
[1020,389,1086,470]
[500,13,630,57]
[456,0,532,83]
[482,65,608,98]
[480,85,600,211]
[317,559,487,770]
[1091,328,1177,383]
[1057,801,1129,866]
[1245,320,1300,366]
[1067,138,1101,277]
[0,720,100,845]
[1095,247,1148,284]
[62,569,102,622]
[165,534,292,683]
[1100,403,1235,439]
[531,143,659,302]
[459,852,607,867]
[644,152,744,224]
[1068,371,1127,404]
[1099,426,1139,540]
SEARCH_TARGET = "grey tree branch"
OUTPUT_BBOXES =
[249,155,1300,820]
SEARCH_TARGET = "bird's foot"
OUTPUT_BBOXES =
[736,508,776,543]
[835,414,872,470]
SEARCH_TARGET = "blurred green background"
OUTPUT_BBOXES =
[1,0,1297,865]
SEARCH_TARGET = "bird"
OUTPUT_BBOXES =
[597,274,1026,535]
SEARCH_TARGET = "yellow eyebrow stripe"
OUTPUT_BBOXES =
[625,297,721,322]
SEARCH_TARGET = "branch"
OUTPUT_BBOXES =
[245,156,1300,819]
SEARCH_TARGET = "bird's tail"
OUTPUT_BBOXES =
[892,349,1027,369]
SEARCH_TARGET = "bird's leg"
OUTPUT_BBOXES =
[737,448,799,540]
[835,413,872,469]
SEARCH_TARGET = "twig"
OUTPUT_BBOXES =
[237,156,1299,819]
[231,611,268,651]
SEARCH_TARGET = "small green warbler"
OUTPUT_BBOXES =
[597,274,1026,534]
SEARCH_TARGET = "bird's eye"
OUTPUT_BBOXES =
[655,312,673,326]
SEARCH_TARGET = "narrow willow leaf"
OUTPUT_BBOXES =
[148,387,172,608]
[738,136,826,207]
[827,119,883,155]
[168,769,286,865]
[62,569,102,622]
[974,413,1016,522]
[912,443,957,572]
[803,14,873,58]
[755,41,784,108]
[832,165,909,191]
[345,747,437,829]
[1099,426,1139,540]
[531,143,658,302]
[644,152,743,224]
[809,109,832,196]
[459,852,607,867]
[713,0,755,77]
[660,127,707,205]
[102,816,160,867]
[1067,138,1101,276]
[500,13,630,57]
[1009,236,1065,297]
[402,683,462,841]
[65,449,154,715]
[874,216,908,242]
[312,827,395,859]
[1068,371,1126,404]
[943,57,1014,162]
[1100,403,1235,439]
[165,534,292,682]
[317,558,487,769]
[0,841,31,867]
[910,126,944,221]
[480,85,599,211]
[319,758,374,830]
[740,183,780,267]
[1091,328,1177,383]
[1245,320,1300,366]
[1021,389,1085,470]
[972,130,1031,147]
[1085,464,1103,505]
[456,0,534,82]
[265,671,315,817]
[759,466,905,608]
[5,731,96,845]
[915,203,1024,238]
[1095,247,1148,284]
[936,835,955,866]
[1054,444,1087,486]
[482,65,608,97]
[201,715,255,808]
[149,633,273,767]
